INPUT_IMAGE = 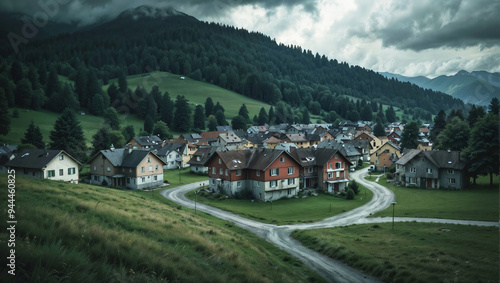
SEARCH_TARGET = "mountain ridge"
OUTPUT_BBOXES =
[380,70,500,106]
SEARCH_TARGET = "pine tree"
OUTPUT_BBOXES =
[144,114,154,134]
[150,85,162,115]
[258,107,268,125]
[373,119,386,137]
[173,95,192,132]
[231,115,247,130]
[21,121,45,149]
[121,125,135,142]
[400,121,420,150]
[207,115,217,131]
[360,105,373,121]
[45,67,60,99]
[213,101,225,114]
[107,82,118,106]
[0,89,11,136]
[488,97,499,115]
[467,105,485,127]
[204,97,214,117]
[430,110,446,146]
[92,126,112,154]
[75,65,88,107]
[193,104,205,130]
[109,130,126,148]
[14,78,32,108]
[215,110,227,126]
[238,104,249,122]
[10,61,23,82]
[27,65,40,90]
[301,108,311,124]
[49,108,86,161]
[152,121,172,139]
[436,117,470,151]
[118,70,128,93]
[90,94,105,116]
[104,107,120,130]
[385,106,396,123]
[268,106,275,124]
[160,92,174,127]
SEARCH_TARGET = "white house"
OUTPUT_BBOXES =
[6,149,81,184]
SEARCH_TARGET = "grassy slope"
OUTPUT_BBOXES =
[104,71,271,120]
[186,185,373,225]
[292,222,498,283]
[2,108,144,146]
[371,175,499,221]
[0,175,323,282]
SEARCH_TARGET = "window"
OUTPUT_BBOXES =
[448,169,454,174]
[427,168,433,174]
[155,165,159,170]
[94,175,98,181]
[256,171,260,177]
[197,156,201,161]
[142,177,145,183]
[141,167,145,173]
[93,165,97,171]
[280,157,285,163]
[212,167,216,174]
[237,181,241,187]
[48,170,55,177]
[375,160,379,165]
[154,176,158,181]
[129,168,132,172]
[287,167,294,175]
[336,171,340,178]
[449,178,456,184]
[335,154,338,159]
[410,168,416,173]
[308,167,313,173]
[270,180,277,187]
[149,166,153,172]
[256,181,260,188]
[270,168,279,176]
[220,168,223,175]
[68,168,76,175]
[219,158,221,164]
[236,169,242,176]
[335,162,341,169]
[147,157,151,163]
[329,163,333,169]
[288,178,295,185]
[225,169,228,176]
[59,155,64,160]
[59,169,64,176]
[127,178,130,184]
[287,189,291,195]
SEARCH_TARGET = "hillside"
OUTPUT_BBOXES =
[103,71,272,119]
[0,5,465,127]
[381,70,500,106]
[0,175,321,282]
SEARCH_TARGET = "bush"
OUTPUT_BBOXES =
[234,188,253,200]
[346,189,355,200]
[386,172,394,179]
[348,180,360,195]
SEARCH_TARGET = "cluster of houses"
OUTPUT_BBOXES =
[0,120,469,197]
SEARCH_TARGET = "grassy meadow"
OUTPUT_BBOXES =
[0,174,323,282]
[292,222,498,283]
[185,185,374,225]
[2,108,145,146]
[104,71,271,119]
[162,167,208,188]
[371,175,499,221]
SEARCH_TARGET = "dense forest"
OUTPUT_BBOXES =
[0,6,465,127]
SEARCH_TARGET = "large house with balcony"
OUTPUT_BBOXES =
[89,147,166,190]
[289,148,353,193]
[395,149,468,190]
[205,148,300,201]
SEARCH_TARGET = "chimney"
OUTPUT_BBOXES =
[110,144,115,151]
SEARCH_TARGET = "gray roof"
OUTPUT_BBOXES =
[95,148,166,168]
[396,149,466,170]
[289,147,353,167]
[156,143,186,156]
[131,136,163,147]
[317,139,361,158]
[205,148,293,171]
[6,149,81,169]
[187,147,216,166]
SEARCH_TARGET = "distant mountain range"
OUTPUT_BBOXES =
[380,70,500,106]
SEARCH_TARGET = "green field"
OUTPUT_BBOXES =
[292,222,498,283]
[162,167,208,188]
[0,175,322,282]
[104,71,271,119]
[371,176,499,221]
[186,186,373,225]
[2,108,145,146]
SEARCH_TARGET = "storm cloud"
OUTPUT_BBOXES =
[1,0,499,77]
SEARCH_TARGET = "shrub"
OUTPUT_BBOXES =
[386,172,394,179]
[348,180,360,195]
[346,189,355,200]
[234,188,253,200]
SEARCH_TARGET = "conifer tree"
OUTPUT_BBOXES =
[231,115,247,130]
[144,114,154,134]
[21,121,45,149]
[215,110,227,126]
[160,92,174,127]
[118,70,128,93]
[238,104,249,122]
[121,125,135,142]
[204,97,214,117]
[49,108,86,161]
[92,126,112,154]
[301,108,311,124]
[400,121,420,150]
[104,107,120,130]
[0,89,11,136]
[268,106,275,125]
[173,95,192,132]
[193,104,205,130]
[257,107,268,125]
[207,115,217,131]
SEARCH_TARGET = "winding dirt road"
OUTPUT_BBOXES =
[161,167,498,282]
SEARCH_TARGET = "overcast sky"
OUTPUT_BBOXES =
[3,0,499,78]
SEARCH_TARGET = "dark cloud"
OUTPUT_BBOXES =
[352,0,500,51]
[0,0,319,26]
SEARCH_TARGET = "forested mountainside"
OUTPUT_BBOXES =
[1,5,464,122]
